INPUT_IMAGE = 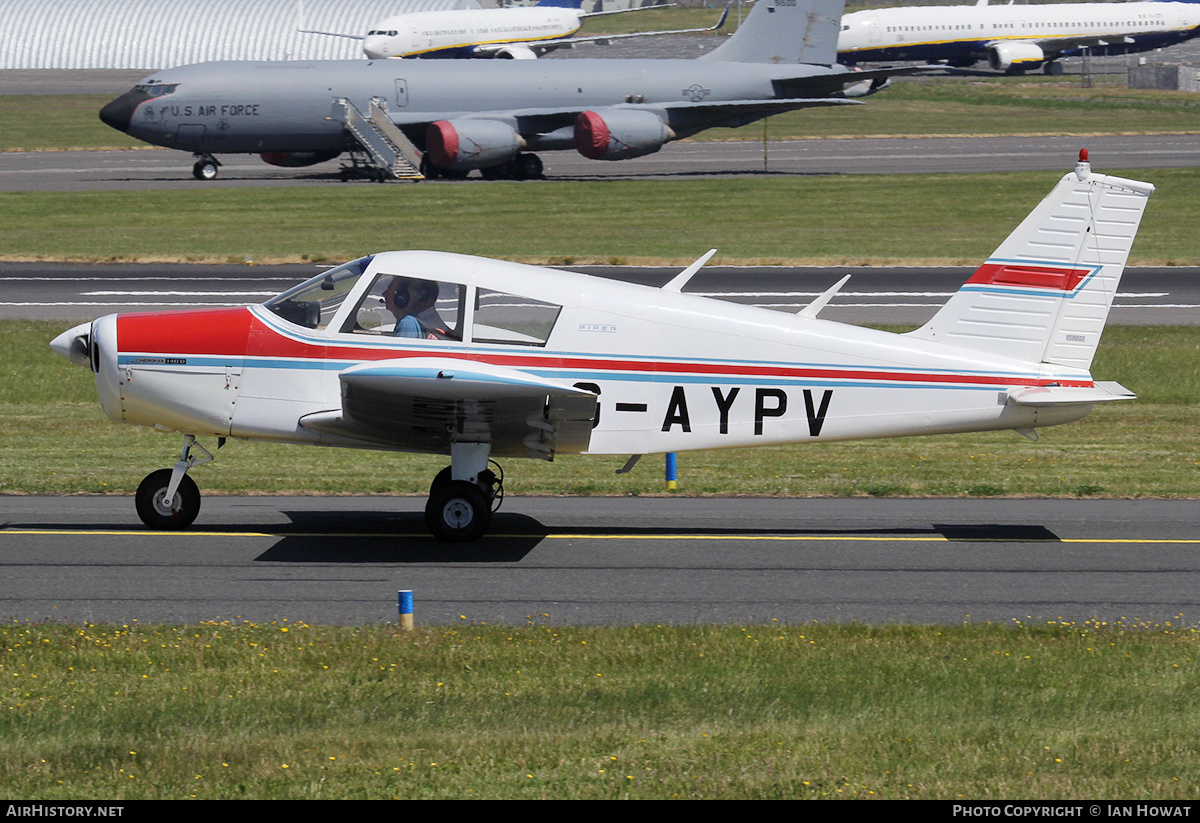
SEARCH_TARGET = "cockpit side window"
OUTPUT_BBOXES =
[342,274,463,340]
[472,290,561,347]
[264,256,374,330]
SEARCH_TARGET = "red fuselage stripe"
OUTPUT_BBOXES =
[116,307,1093,390]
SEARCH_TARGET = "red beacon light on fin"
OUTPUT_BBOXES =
[1075,148,1091,181]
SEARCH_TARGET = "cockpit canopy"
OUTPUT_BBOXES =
[131,82,178,98]
[262,254,563,348]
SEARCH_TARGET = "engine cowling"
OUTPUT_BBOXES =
[259,150,341,167]
[988,41,1045,72]
[425,120,525,171]
[574,110,674,161]
[493,45,538,60]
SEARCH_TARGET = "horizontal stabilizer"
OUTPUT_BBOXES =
[1006,381,1135,408]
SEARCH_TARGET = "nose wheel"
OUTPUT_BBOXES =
[135,469,201,529]
[192,155,220,180]
[134,435,217,530]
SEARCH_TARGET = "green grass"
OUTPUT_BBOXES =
[2,169,1198,265]
[3,620,1199,799]
[5,321,1197,498]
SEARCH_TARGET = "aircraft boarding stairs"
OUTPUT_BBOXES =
[332,97,425,181]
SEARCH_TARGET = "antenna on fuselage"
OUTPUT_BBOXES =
[798,274,850,319]
[662,249,717,293]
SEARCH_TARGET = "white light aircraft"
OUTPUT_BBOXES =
[51,152,1151,541]
[839,0,1200,74]
[308,0,724,61]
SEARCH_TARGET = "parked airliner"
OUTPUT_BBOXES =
[839,0,1200,74]
[307,0,719,60]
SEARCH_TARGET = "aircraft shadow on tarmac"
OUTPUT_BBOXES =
[4,511,1063,563]
[243,510,1061,564]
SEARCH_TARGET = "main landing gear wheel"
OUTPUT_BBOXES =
[135,469,201,530]
[514,153,543,180]
[425,480,491,543]
[192,158,219,180]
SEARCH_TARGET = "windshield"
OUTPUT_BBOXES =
[131,82,178,98]
[263,255,374,330]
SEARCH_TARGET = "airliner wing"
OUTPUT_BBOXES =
[1033,34,1135,52]
[299,358,598,459]
[298,29,365,41]
[391,97,861,136]
[505,3,731,53]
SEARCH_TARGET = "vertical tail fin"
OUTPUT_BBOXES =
[701,0,845,64]
[907,152,1154,371]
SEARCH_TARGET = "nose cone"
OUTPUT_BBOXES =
[50,322,93,368]
[99,90,150,133]
[363,36,392,59]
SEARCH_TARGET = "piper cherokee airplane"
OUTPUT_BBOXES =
[97,0,901,181]
[51,152,1151,541]
[306,0,725,61]
[839,0,1200,75]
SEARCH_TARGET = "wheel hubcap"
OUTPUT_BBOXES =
[154,490,180,517]
[442,498,474,530]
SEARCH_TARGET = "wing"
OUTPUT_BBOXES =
[298,29,365,41]
[298,357,598,460]
[480,4,730,55]
[393,97,861,139]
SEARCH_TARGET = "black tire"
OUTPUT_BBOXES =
[514,153,543,180]
[135,469,201,530]
[430,466,453,497]
[425,480,491,542]
[430,466,499,507]
[193,160,218,181]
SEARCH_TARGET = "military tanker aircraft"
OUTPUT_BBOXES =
[51,152,1151,540]
[97,0,900,181]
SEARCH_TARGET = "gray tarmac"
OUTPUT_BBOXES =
[5,133,1200,190]
[4,261,1197,325]
[2,496,1197,626]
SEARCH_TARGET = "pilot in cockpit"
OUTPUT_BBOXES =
[382,277,423,338]
[409,280,450,338]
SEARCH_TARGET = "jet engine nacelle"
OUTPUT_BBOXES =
[988,42,1045,72]
[426,119,525,171]
[574,109,674,161]
[259,150,342,168]
[493,45,538,60]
